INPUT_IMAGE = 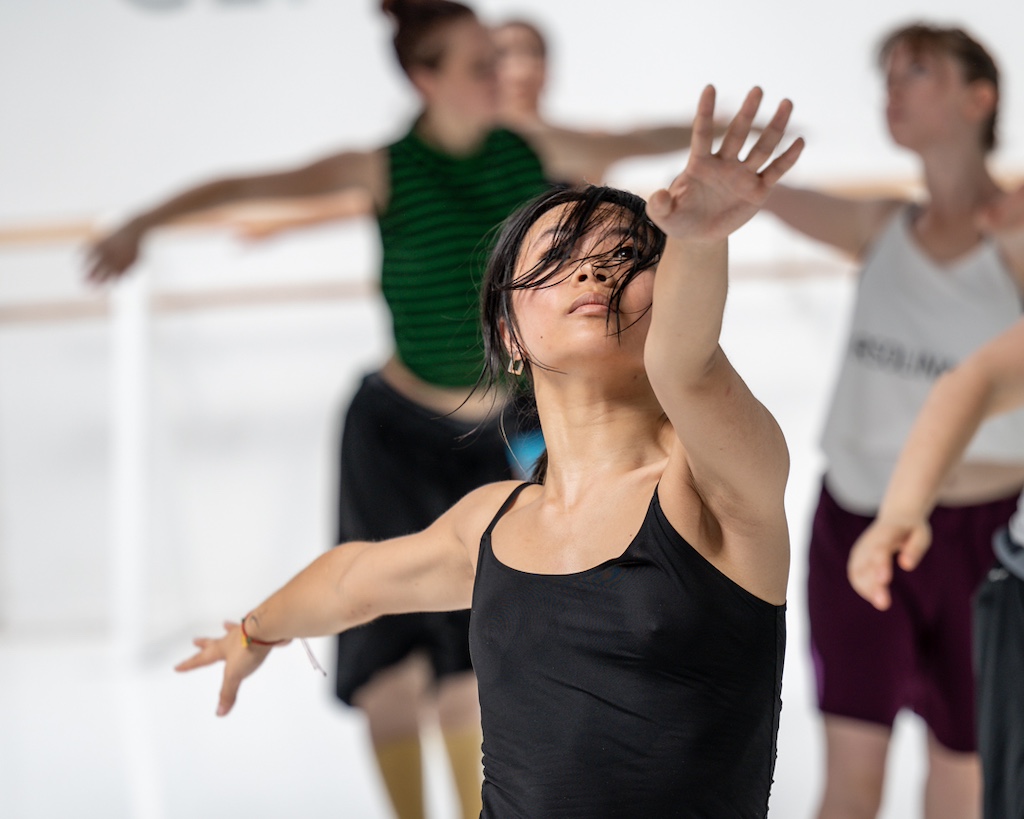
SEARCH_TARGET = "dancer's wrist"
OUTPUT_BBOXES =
[239,612,287,649]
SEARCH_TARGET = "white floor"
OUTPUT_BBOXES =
[0,239,935,818]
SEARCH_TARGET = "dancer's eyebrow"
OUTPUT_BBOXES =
[533,223,631,249]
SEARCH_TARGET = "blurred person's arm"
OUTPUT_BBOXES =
[981,181,1024,289]
[86,149,385,283]
[763,184,904,259]
[224,189,376,241]
[518,120,728,185]
[848,318,1024,610]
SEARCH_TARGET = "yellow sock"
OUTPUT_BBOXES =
[373,736,425,819]
[443,728,484,819]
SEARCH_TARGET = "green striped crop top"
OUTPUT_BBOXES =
[378,125,549,387]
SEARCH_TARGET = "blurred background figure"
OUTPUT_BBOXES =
[849,304,1024,819]
[763,22,1024,819]
[492,18,547,128]
[229,15,722,247]
[87,2,548,816]
[493,16,731,186]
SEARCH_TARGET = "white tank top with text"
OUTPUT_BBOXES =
[822,206,1024,512]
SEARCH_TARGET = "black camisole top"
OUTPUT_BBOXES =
[469,483,786,818]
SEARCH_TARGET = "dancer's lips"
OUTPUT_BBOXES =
[569,292,613,314]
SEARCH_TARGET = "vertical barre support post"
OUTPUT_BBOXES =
[109,267,153,667]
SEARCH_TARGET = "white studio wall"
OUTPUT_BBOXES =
[2,0,1024,225]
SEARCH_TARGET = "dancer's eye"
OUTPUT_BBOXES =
[597,245,637,267]
[542,246,574,266]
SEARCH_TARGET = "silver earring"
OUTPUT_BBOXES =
[507,357,525,376]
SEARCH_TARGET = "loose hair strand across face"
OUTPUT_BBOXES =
[480,185,666,389]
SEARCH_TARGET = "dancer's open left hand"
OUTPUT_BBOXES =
[646,86,803,242]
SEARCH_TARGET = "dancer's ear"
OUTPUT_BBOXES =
[964,79,997,127]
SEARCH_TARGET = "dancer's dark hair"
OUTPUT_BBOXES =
[381,0,475,77]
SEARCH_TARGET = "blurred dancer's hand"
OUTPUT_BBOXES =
[848,517,932,611]
[85,222,144,284]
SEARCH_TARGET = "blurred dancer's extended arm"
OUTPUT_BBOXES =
[520,121,726,185]
[848,318,1024,609]
[763,183,903,258]
[86,148,385,283]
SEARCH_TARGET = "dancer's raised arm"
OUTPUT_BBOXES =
[644,86,801,540]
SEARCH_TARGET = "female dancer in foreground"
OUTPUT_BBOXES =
[763,23,1024,819]
[177,85,802,817]
[849,303,1024,819]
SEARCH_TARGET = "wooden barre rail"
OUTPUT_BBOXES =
[0,194,375,248]
[0,258,854,327]
[0,280,377,325]
[7,178,937,326]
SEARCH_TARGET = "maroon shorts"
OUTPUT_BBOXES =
[807,480,1020,753]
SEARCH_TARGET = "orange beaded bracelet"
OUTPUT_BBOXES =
[239,614,287,649]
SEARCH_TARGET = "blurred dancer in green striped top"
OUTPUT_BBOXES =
[86,2,712,816]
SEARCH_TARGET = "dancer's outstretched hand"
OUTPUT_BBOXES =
[847,518,932,611]
[85,223,144,284]
[646,86,803,242]
[175,620,276,716]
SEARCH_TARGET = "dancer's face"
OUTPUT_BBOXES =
[416,17,499,127]
[883,41,991,153]
[494,23,547,117]
[508,204,655,376]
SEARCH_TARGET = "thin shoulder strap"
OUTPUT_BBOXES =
[482,482,534,540]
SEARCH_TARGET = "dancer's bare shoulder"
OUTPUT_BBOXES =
[447,480,535,570]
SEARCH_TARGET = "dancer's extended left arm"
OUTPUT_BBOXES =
[174,482,512,716]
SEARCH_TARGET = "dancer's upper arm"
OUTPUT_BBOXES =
[337,482,517,625]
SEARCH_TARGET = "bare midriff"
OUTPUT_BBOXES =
[937,461,1024,506]
[379,355,506,423]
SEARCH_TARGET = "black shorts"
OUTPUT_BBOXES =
[333,371,513,704]
[974,529,1024,819]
